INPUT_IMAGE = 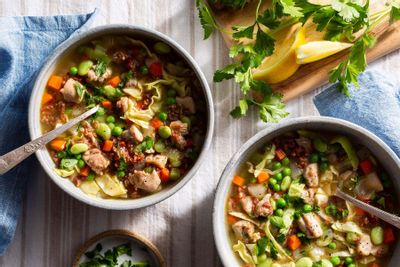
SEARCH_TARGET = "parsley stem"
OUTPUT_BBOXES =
[368,9,391,31]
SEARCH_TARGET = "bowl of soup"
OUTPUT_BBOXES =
[213,117,400,267]
[28,25,214,209]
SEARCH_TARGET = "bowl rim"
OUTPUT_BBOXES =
[28,24,214,210]
[213,116,400,267]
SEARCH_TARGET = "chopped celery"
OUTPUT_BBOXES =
[330,136,359,170]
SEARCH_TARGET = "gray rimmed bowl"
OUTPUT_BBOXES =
[213,116,400,267]
[28,25,214,210]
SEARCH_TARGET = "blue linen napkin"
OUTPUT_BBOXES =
[314,70,400,157]
[0,10,97,255]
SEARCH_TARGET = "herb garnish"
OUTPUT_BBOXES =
[95,59,108,77]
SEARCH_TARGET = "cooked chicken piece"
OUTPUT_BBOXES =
[60,78,83,103]
[80,120,99,148]
[170,120,189,149]
[116,96,129,113]
[357,234,372,256]
[128,170,161,193]
[255,194,273,217]
[87,67,112,83]
[83,148,110,175]
[304,163,319,188]
[145,154,168,169]
[298,213,323,239]
[240,196,254,216]
[232,220,260,243]
[176,96,196,114]
[302,188,316,205]
[371,244,389,257]
[129,125,143,143]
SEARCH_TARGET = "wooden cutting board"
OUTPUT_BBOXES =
[210,1,400,101]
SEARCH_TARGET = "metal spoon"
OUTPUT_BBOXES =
[0,105,99,175]
[335,187,400,229]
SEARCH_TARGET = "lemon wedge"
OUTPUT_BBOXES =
[296,41,353,64]
[252,24,306,84]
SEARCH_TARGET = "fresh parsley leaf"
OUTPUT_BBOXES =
[213,63,239,82]
[331,0,360,21]
[254,29,275,56]
[75,82,85,98]
[256,237,268,256]
[95,59,108,77]
[196,0,217,39]
[211,0,249,9]
[85,243,102,259]
[255,93,288,123]
[390,3,400,22]
[277,0,303,18]
[269,240,278,259]
[229,44,255,58]
[232,24,255,39]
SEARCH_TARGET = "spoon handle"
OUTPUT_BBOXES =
[336,188,400,229]
[0,106,99,176]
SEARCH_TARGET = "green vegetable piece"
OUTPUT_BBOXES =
[295,257,313,267]
[272,183,281,192]
[274,172,283,181]
[154,140,166,153]
[78,60,93,76]
[275,209,284,217]
[347,264,355,267]
[158,112,168,121]
[309,153,319,163]
[320,162,328,172]
[170,168,181,180]
[87,172,95,181]
[281,157,290,166]
[320,259,333,267]
[280,176,291,191]
[167,89,177,97]
[154,42,171,54]
[269,178,277,185]
[95,107,107,117]
[282,167,291,176]
[60,158,78,170]
[77,159,85,169]
[270,216,284,228]
[96,123,111,140]
[106,115,115,123]
[111,126,123,137]
[327,242,336,250]
[346,232,358,245]
[371,226,384,245]
[166,97,177,105]
[144,166,153,173]
[158,126,172,139]
[276,198,287,208]
[272,161,282,170]
[330,136,359,170]
[344,257,353,265]
[69,66,78,75]
[57,151,67,158]
[303,204,313,213]
[103,85,116,98]
[70,143,89,155]
[167,149,183,167]
[329,256,340,266]
[181,116,191,129]
[117,170,125,178]
[313,138,328,152]
[131,262,150,267]
[140,65,149,75]
[108,122,115,130]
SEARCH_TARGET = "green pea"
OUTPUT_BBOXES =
[78,60,94,76]
[69,66,78,75]
[273,183,281,192]
[274,172,283,181]
[158,126,172,139]
[371,226,384,245]
[320,162,329,172]
[181,116,191,129]
[303,204,313,213]
[327,242,337,250]
[140,65,149,75]
[96,107,107,117]
[111,126,123,137]
[96,123,111,140]
[281,157,290,166]
[313,138,328,152]
[117,170,125,177]
[106,115,115,123]
[167,89,177,97]
[344,257,353,265]
[158,112,168,121]
[272,162,282,170]
[77,159,86,169]
[70,143,89,155]
[320,259,333,267]
[329,256,340,266]
[282,167,291,176]
[75,154,82,160]
[280,176,291,191]
[87,172,95,181]
[154,140,166,153]
[269,178,277,185]
[57,151,67,158]
[309,153,319,163]
[295,257,313,267]
[166,97,176,105]
[154,42,171,54]
[347,264,355,267]
[276,198,287,208]
[170,168,181,180]
[108,122,115,130]
[275,208,284,216]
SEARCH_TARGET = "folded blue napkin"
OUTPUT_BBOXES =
[314,70,400,157]
[0,10,97,255]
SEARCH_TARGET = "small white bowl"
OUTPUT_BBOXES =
[28,25,214,210]
[213,117,400,267]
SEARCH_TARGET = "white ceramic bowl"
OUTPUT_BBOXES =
[28,25,214,210]
[213,117,400,267]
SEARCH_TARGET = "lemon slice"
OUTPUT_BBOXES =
[296,41,353,64]
[252,24,306,84]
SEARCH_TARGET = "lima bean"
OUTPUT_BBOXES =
[96,123,111,140]
[280,176,292,191]
[295,257,313,267]
[70,143,89,154]
[154,42,171,54]
[371,226,384,245]
[78,60,93,76]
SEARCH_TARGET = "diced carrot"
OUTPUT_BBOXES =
[47,75,63,90]
[107,76,121,87]
[359,159,373,174]
[384,227,395,244]
[257,171,269,184]
[354,207,366,216]
[287,235,301,251]
[49,138,66,151]
[42,92,54,104]
[275,149,286,161]
[227,215,238,225]
[136,100,145,110]
[160,168,170,182]
[101,100,113,110]
[369,263,380,267]
[102,140,114,152]
[232,175,246,187]
[80,166,91,177]
[149,62,163,77]
[150,118,164,130]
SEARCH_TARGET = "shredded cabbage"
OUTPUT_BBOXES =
[288,182,305,198]
[264,220,292,260]
[331,221,363,235]
[233,240,255,266]
[228,211,261,227]
[80,180,101,196]
[254,145,276,177]
[95,174,127,197]
[280,209,295,235]
[54,168,75,177]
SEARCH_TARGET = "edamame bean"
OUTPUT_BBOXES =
[96,123,111,140]
[320,259,333,267]
[371,226,384,245]
[280,176,291,191]
[154,42,171,54]
[320,162,329,172]
[275,209,284,216]
[78,60,93,76]
[70,143,89,154]
[295,257,313,267]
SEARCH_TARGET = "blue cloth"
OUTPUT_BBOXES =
[314,70,400,157]
[0,10,97,255]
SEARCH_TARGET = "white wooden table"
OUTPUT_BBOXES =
[0,1,399,266]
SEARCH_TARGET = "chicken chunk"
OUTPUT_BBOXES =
[116,96,129,113]
[298,213,323,239]
[240,196,254,216]
[129,125,143,143]
[87,67,112,83]
[255,194,273,217]
[60,78,83,103]
[357,234,372,256]
[83,148,110,175]
[128,170,161,193]
[232,220,260,243]
[176,96,196,114]
[304,163,319,188]
[170,120,189,150]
